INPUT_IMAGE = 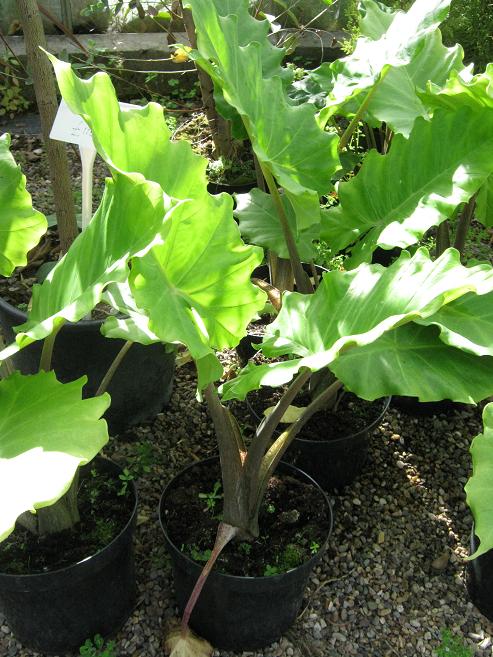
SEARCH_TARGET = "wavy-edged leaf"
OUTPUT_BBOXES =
[465,403,493,558]
[49,55,208,201]
[129,192,266,389]
[321,106,493,267]
[186,0,338,229]
[318,0,452,122]
[417,291,493,357]
[0,134,47,277]
[13,173,169,350]
[0,371,110,542]
[331,323,493,403]
[221,249,493,400]
[422,64,493,114]
[235,189,318,260]
[363,32,466,136]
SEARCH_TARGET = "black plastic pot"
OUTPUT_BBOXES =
[0,297,176,433]
[207,180,256,196]
[0,458,138,654]
[467,531,493,621]
[391,396,470,417]
[159,457,333,650]
[247,394,391,490]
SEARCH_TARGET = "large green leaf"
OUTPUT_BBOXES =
[49,55,208,201]
[416,291,493,357]
[362,32,466,136]
[306,15,466,136]
[331,324,493,403]
[0,371,110,543]
[422,64,493,114]
[129,192,265,388]
[0,134,47,277]
[221,248,493,401]
[235,189,318,260]
[186,0,339,233]
[318,0,452,122]
[477,174,493,228]
[358,0,395,40]
[465,403,493,559]
[321,105,493,267]
[12,173,170,350]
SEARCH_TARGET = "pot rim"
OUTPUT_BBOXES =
[246,391,391,445]
[159,455,334,582]
[0,456,138,581]
[0,295,105,329]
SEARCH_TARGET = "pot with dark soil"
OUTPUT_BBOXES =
[0,457,137,654]
[159,457,333,650]
[0,367,138,654]
[0,296,176,433]
[247,386,390,490]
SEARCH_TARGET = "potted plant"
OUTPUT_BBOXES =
[464,402,493,621]
[0,371,139,653]
[0,134,176,433]
[0,132,143,653]
[6,8,493,649]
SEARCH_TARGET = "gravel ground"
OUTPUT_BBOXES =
[0,360,492,657]
[1,121,493,657]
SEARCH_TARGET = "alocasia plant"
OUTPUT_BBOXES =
[465,402,493,559]
[1,1,493,652]
[0,133,47,277]
[0,137,110,541]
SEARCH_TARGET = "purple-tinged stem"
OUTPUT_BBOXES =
[180,522,239,636]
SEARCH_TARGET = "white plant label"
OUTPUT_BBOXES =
[50,99,138,148]
[50,100,137,230]
[50,100,95,149]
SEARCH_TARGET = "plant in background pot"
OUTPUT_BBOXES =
[464,402,493,622]
[179,0,493,487]
[0,372,138,653]
[0,133,176,433]
[0,133,141,653]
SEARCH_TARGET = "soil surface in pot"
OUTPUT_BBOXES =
[163,461,330,577]
[248,388,385,441]
[0,462,135,575]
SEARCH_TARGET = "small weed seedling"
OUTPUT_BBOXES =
[189,545,212,563]
[310,541,320,555]
[263,564,281,577]
[239,542,252,556]
[437,630,473,657]
[117,468,134,497]
[79,634,116,657]
[198,481,223,512]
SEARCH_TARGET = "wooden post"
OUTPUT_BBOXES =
[179,1,234,159]
[17,0,78,254]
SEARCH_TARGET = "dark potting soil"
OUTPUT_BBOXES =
[0,462,135,575]
[163,461,331,578]
[248,388,385,442]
